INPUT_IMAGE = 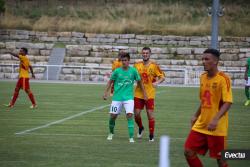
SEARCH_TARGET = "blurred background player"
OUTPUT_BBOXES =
[134,47,165,142]
[5,48,37,109]
[244,57,250,106]
[110,49,125,96]
[103,53,147,143]
[184,49,233,167]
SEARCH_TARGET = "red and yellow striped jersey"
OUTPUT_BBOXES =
[192,71,233,136]
[19,55,30,78]
[112,59,122,71]
[134,61,165,99]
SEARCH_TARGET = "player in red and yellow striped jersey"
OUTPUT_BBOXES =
[134,47,165,142]
[110,50,124,96]
[184,49,233,167]
[6,48,37,109]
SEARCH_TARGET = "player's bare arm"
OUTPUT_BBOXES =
[152,77,165,88]
[103,80,113,100]
[191,105,201,127]
[207,102,232,131]
[6,52,19,58]
[137,80,148,101]
[29,66,35,79]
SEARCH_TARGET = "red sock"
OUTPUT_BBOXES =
[186,155,203,167]
[28,92,36,105]
[148,118,155,136]
[10,91,19,106]
[134,115,143,128]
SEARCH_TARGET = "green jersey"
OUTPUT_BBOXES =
[111,66,141,101]
[247,58,250,77]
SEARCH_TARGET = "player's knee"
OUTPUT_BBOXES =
[184,149,196,158]
[217,159,228,167]
[127,113,133,118]
[25,89,31,94]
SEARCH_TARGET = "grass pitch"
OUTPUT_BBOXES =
[0,81,249,167]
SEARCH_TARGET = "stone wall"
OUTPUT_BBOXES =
[1,29,250,48]
[0,29,249,85]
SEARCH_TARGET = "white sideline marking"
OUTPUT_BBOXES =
[15,91,165,135]
[15,104,109,135]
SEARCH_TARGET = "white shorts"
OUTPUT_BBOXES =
[246,77,250,86]
[109,100,134,115]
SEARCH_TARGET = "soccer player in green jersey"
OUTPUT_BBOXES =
[244,57,250,106]
[103,53,147,143]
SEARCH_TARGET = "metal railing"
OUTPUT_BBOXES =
[0,64,245,85]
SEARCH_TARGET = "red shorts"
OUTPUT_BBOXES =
[184,130,227,159]
[134,97,154,110]
[16,78,30,91]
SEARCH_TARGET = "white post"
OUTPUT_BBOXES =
[46,65,49,80]
[184,69,188,85]
[81,66,83,81]
[159,136,170,167]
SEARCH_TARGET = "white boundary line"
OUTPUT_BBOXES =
[15,104,109,135]
[14,91,166,135]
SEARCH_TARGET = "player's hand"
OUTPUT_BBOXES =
[103,92,108,100]
[32,74,35,79]
[190,116,197,127]
[143,93,148,101]
[207,118,219,131]
[152,82,158,88]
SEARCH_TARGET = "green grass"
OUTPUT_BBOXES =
[0,81,249,167]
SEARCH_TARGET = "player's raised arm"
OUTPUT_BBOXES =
[6,51,19,58]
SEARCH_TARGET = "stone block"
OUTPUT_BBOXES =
[176,48,192,55]
[0,54,12,60]
[194,48,206,54]
[136,35,147,40]
[87,38,100,43]
[85,57,102,63]
[120,34,135,39]
[106,34,120,39]
[58,37,71,42]
[190,40,201,46]
[116,39,129,44]
[5,42,16,49]
[99,38,115,43]
[40,36,58,42]
[129,39,140,44]
[72,32,84,38]
[57,32,72,37]
[141,40,152,45]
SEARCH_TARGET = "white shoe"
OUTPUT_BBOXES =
[149,134,154,142]
[137,127,144,138]
[107,133,113,140]
[149,138,155,142]
[30,104,37,109]
[129,138,135,143]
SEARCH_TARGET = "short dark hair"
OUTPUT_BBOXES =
[142,47,151,53]
[203,48,220,58]
[21,47,28,54]
[121,52,130,60]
